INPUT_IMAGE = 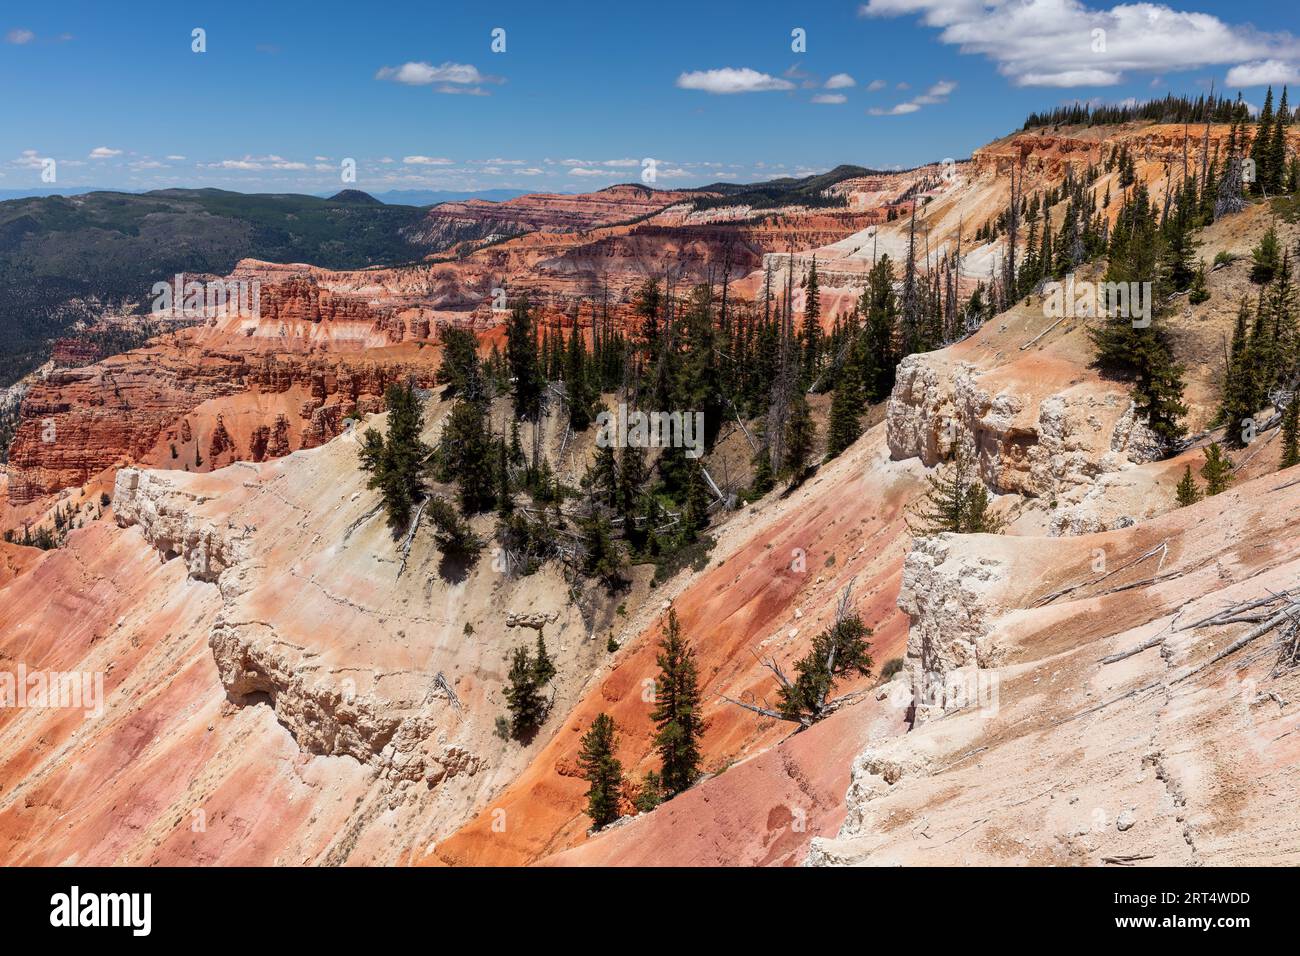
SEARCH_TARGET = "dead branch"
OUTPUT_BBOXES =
[397,495,431,577]
[1032,541,1168,608]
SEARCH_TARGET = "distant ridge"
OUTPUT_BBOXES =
[328,189,383,205]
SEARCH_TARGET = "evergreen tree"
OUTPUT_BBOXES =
[532,631,556,686]
[633,771,663,813]
[504,644,547,738]
[495,438,513,516]
[1251,224,1281,285]
[506,297,543,420]
[800,258,822,389]
[1250,86,1274,195]
[358,380,430,536]
[777,606,873,726]
[435,326,480,395]
[437,380,496,515]
[858,254,898,401]
[826,360,863,458]
[783,391,815,477]
[649,609,705,796]
[427,495,483,559]
[680,461,712,542]
[564,323,593,430]
[749,442,775,497]
[907,443,1004,535]
[1188,259,1210,304]
[1200,442,1235,495]
[1175,464,1202,506]
[1280,397,1300,469]
[577,713,623,829]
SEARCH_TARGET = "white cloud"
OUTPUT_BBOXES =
[568,167,618,177]
[1226,59,1300,87]
[913,79,957,103]
[403,155,454,166]
[868,79,956,115]
[812,93,848,104]
[867,79,887,91]
[825,73,857,89]
[5,28,34,45]
[89,147,122,159]
[165,155,186,161]
[12,149,48,169]
[375,61,503,94]
[861,0,1300,89]
[868,102,922,115]
[676,67,796,94]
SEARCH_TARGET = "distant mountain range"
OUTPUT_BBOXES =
[0,187,533,206]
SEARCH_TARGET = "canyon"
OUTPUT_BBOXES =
[2,119,1299,868]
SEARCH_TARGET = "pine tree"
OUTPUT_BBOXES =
[495,438,513,516]
[532,631,556,686]
[783,391,815,477]
[1280,398,1300,469]
[435,326,480,395]
[1250,87,1275,195]
[1268,87,1290,194]
[826,360,863,458]
[437,381,496,515]
[858,254,898,401]
[1188,259,1210,304]
[564,323,592,430]
[749,442,775,497]
[649,609,704,796]
[1200,442,1234,495]
[358,380,430,536]
[1174,464,1202,506]
[506,297,542,420]
[777,605,873,725]
[680,461,712,542]
[427,494,482,559]
[1251,224,1281,284]
[800,257,822,389]
[577,713,623,830]
[907,443,1004,535]
[504,644,546,738]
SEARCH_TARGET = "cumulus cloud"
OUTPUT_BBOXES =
[860,0,1300,89]
[868,80,956,115]
[676,67,796,94]
[812,93,848,104]
[866,79,887,91]
[206,154,307,171]
[5,28,34,45]
[1226,59,1300,87]
[868,102,922,115]
[825,72,857,89]
[375,61,503,94]
[89,147,122,159]
[403,155,454,166]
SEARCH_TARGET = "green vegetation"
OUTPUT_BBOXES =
[577,713,624,830]
[649,610,705,797]
[907,444,1004,535]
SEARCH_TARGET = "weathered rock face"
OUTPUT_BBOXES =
[808,472,1300,867]
[886,352,1157,503]
[5,283,442,504]
[406,184,699,250]
[896,534,1011,723]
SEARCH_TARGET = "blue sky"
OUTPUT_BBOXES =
[2,0,1298,196]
